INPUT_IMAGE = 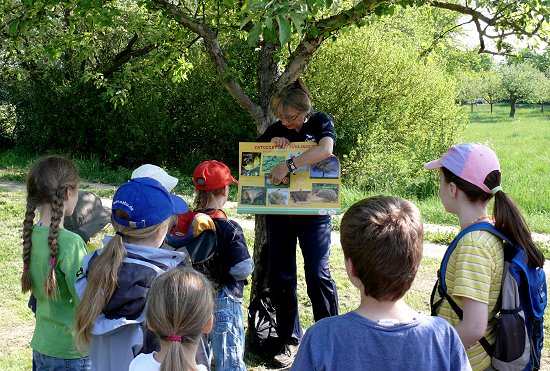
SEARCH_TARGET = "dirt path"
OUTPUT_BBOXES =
[2,180,549,260]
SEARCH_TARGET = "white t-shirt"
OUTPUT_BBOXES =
[129,352,208,371]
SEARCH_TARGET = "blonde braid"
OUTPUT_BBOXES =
[21,200,37,293]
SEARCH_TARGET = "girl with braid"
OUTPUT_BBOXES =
[21,155,91,370]
[129,268,214,371]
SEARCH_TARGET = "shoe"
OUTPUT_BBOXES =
[273,342,299,368]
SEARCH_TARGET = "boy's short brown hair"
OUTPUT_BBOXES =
[340,195,424,301]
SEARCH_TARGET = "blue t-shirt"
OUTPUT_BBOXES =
[291,311,471,371]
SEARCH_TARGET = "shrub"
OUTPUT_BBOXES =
[305,25,465,197]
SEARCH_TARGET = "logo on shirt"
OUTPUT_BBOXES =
[304,134,316,142]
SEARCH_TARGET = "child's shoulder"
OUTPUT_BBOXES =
[460,229,502,245]
[214,217,244,232]
[415,315,461,338]
[129,352,160,371]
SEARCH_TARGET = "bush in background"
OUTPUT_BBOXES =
[305,24,465,198]
[0,41,256,172]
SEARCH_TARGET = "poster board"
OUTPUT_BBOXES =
[237,142,341,215]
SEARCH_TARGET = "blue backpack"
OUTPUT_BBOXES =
[431,222,547,370]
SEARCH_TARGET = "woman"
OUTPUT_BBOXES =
[257,80,339,368]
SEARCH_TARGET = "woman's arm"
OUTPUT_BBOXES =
[454,296,488,348]
[269,137,334,184]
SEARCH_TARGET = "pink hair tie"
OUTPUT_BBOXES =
[23,263,29,272]
[49,258,56,266]
[167,334,182,342]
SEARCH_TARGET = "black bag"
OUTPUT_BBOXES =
[247,288,280,356]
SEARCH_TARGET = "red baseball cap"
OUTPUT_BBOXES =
[193,160,239,191]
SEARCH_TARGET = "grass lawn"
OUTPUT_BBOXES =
[463,103,550,234]
[0,103,549,369]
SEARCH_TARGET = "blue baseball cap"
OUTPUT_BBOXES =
[112,177,188,229]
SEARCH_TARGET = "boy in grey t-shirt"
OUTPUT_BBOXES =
[291,196,471,371]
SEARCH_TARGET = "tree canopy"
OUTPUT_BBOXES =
[2,0,549,131]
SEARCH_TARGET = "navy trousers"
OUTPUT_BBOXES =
[265,214,339,344]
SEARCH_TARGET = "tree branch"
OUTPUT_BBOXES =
[276,0,379,93]
[103,33,156,78]
[420,19,473,57]
[430,0,544,38]
[153,0,263,122]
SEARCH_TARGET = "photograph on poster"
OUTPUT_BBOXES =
[310,157,339,179]
[241,152,261,176]
[238,142,341,215]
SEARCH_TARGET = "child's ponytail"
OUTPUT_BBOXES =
[442,167,544,268]
[162,337,195,371]
[75,231,126,350]
[147,268,214,371]
[493,191,544,268]
[485,170,544,268]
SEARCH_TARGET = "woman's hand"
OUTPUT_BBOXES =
[271,137,290,148]
[269,162,289,185]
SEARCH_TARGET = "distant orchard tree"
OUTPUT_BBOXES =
[479,70,506,113]
[528,72,550,113]
[456,71,482,112]
[499,62,545,117]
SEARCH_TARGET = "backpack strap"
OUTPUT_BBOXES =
[202,208,227,220]
[431,221,511,357]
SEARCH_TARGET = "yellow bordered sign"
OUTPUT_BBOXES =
[237,142,341,215]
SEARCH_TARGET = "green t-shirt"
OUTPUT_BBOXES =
[29,226,88,359]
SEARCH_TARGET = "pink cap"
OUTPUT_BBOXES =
[424,143,500,193]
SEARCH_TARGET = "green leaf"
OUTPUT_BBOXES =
[247,22,262,46]
[7,21,18,36]
[240,15,254,29]
[265,16,272,30]
[289,13,303,38]
[276,15,291,45]
[19,20,28,35]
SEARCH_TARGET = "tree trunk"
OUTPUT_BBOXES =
[490,102,493,113]
[245,215,270,345]
[541,103,544,113]
[510,97,516,118]
[470,103,474,112]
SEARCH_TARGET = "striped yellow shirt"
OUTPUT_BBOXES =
[434,230,504,370]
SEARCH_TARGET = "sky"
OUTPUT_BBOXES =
[457,15,548,60]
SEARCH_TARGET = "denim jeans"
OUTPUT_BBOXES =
[33,350,91,371]
[209,289,246,371]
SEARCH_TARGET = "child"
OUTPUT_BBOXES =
[425,143,544,370]
[190,160,254,371]
[129,267,214,371]
[74,177,189,371]
[291,196,472,370]
[21,155,90,370]
[131,163,179,192]
[63,190,111,248]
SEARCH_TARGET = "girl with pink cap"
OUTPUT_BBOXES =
[425,143,544,370]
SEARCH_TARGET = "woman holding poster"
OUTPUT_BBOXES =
[256,80,339,368]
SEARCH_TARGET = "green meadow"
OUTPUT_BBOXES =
[0,103,549,369]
